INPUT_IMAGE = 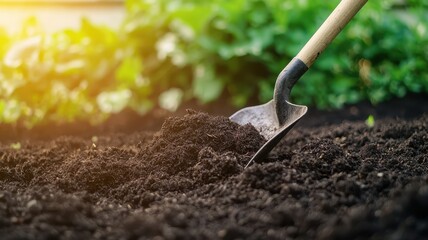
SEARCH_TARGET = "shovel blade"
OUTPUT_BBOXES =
[230,100,307,167]
[230,100,278,140]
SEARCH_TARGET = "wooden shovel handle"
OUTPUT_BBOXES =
[296,0,368,68]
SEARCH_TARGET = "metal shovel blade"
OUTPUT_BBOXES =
[230,100,307,168]
[230,58,309,168]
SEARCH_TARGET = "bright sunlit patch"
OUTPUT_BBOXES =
[3,36,41,67]
[416,23,426,37]
[156,33,177,60]
[1,100,21,123]
[96,89,132,114]
[0,1,125,34]
[159,88,183,112]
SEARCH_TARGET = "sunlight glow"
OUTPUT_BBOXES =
[0,1,125,33]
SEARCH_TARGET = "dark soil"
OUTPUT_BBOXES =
[1,105,428,239]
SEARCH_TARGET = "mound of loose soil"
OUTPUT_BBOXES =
[0,109,428,239]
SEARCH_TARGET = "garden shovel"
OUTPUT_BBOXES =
[230,0,368,168]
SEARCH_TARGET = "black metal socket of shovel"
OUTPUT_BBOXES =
[230,0,368,168]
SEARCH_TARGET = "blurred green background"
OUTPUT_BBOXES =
[0,0,427,127]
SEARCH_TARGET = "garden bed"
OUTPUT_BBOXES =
[0,96,427,239]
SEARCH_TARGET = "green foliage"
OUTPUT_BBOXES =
[124,0,428,109]
[0,0,427,126]
[10,142,21,150]
[365,114,375,128]
[0,18,146,126]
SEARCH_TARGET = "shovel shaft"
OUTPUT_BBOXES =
[296,0,368,67]
[274,0,367,115]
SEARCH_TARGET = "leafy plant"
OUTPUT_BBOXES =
[10,142,21,150]
[0,18,147,127]
[365,114,375,128]
[124,0,428,108]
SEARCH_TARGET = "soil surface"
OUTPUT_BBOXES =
[1,103,428,239]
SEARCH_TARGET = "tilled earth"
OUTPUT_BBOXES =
[0,110,427,240]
